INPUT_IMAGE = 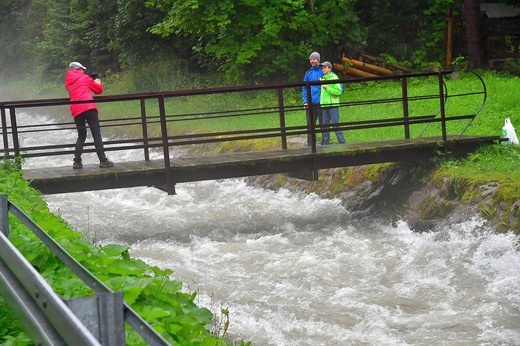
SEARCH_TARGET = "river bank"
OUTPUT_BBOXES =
[244,161,519,235]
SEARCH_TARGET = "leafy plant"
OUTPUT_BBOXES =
[0,160,239,345]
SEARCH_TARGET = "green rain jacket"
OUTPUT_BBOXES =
[319,72,343,108]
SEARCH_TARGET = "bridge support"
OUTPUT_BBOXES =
[286,169,318,181]
[152,183,176,195]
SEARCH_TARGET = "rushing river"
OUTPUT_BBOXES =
[17,113,520,345]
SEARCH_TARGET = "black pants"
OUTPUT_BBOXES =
[74,109,108,163]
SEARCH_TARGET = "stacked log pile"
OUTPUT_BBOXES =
[333,52,413,78]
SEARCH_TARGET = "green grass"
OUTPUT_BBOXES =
[440,144,520,183]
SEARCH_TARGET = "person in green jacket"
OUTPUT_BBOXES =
[320,61,346,145]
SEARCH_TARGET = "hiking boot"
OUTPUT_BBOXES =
[99,159,114,168]
[73,161,83,169]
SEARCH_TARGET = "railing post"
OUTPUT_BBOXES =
[305,84,317,153]
[8,106,21,161]
[1,106,9,158]
[0,195,8,236]
[277,88,287,150]
[401,76,410,139]
[140,99,150,161]
[158,96,175,195]
[438,72,447,141]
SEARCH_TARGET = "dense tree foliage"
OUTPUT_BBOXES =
[0,0,516,84]
[145,0,365,82]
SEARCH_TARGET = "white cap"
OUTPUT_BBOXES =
[69,61,86,70]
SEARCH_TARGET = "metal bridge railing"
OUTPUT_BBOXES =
[0,71,487,158]
[0,70,486,192]
[0,195,170,346]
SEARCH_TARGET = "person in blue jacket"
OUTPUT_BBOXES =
[302,51,324,144]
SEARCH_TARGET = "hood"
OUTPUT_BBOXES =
[65,69,84,88]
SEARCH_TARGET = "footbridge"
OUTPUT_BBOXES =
[1,70,498,195]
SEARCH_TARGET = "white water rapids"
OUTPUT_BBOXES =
[15,112,520,345]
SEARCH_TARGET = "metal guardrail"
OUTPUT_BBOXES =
[0,70,487,194]
[0,195,170,345]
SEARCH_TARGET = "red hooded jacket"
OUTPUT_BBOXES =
[64,69,104,117]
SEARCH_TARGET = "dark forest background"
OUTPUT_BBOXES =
[0,0,519,87]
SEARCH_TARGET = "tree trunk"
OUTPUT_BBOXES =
[446,9,454,66]
[464,0,487,69]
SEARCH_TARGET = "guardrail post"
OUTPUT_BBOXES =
[140,99,150,161]
[0,195,8,236]
[438,72,447,141]
[401,76,410,139]
[65,292,125,346]
[277,88,288,149]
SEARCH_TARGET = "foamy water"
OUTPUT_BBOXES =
[10,112,520,345]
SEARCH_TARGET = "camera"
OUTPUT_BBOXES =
[88,73,99,80]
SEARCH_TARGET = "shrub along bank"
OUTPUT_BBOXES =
[0,159,242,345]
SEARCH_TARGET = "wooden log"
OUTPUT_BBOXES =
[359,53,379,63]
[356,53,392,70]
[386,62,413,73]
[333,63,378,78]
[359,53,413,73]
[341,57,394,76]
[333,63,348,75]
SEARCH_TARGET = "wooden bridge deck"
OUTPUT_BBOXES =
[23,135,499,195]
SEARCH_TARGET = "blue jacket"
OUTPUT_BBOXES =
[302,65,324,105]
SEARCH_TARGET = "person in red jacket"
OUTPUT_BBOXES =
[65,61,113,169]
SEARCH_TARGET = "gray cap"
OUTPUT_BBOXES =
[309,52,320,61]
[69,61,86,70]
[322,61,333,69]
